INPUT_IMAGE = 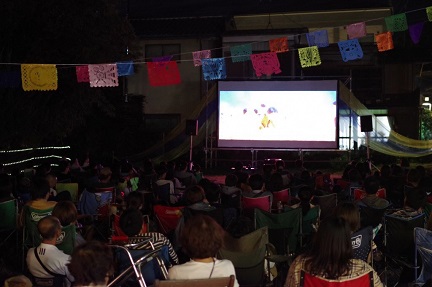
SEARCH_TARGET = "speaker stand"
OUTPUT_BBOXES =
[189,135,193,171]
[366,131,372,172]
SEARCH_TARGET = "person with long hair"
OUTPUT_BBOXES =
[284,217,383,286]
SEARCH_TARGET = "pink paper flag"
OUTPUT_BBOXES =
[76,66,89,83]
[192,50,211,67]
[346,22,367,39]
[147,61,181,87]
[88,64,119,87]
[250,52,281,77]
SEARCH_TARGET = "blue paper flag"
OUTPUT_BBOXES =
[116,61,134,76]
[0,70,21,88]
[230,44,252,63]
[306,30,329,48]
[201,58,226,81]
[338,39,363,62]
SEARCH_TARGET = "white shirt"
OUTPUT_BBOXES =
[168,258,239,287]
[27,243,74,286]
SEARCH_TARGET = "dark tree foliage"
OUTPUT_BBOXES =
[0,0,138,153]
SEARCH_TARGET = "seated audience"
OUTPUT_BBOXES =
[26,216,74,286]
[232,161,249,189]
[221,174,241,209]
[174,160,197,187]
[290,185,315,216]
[52,201,86,246]
[242,173,273,206]
[285,217,383,286]
[56,160,72,183]
[67,241,114,287]
[155,165,177,204]
[358,176,389,209]
[119,208,179,264]
[266,173,284,193]
[168,214,239,287]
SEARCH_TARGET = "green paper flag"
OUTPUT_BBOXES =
[385,13,408,32]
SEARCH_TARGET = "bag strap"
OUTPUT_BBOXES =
[33,248,65,278]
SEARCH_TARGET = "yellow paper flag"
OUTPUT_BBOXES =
[21,64,58,91]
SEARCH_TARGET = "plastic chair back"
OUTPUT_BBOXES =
[300,270,373,287]
[414,227,432,284]
[255,208,301,255]
[55,183,79,202]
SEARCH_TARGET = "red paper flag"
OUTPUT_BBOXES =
[269,37,289,53]
[375,32,394,52]
[250,52,281,77]
[76,66,89,83]
[147,61,181,87]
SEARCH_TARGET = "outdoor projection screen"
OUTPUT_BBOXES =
[218,80,339,149]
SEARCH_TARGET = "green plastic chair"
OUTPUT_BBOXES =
[56,182,79,202]
[301,206,320,247]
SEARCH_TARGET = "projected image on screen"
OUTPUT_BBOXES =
[218,81,338,149]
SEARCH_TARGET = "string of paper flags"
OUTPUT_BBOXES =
[1,6,432,90]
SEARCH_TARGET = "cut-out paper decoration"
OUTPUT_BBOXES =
[269,37,289,53]
[298,46,321,68]
[427,6,432,22]
[147,61,181,87]
[250,52,281,77]
[88,64,119,88]
[152,55,173,62]
[201,58,226,81]
[385,13,408,32]
[76,65,89,83]
[21,64,58,91]
[116,61,134,76]
[0,71,21,88]
[306,30,329,48]
[338,39,363,62]
[409,22,424,44]
[375,32,394,52]
[230,44,252,63]
[192,50,211,67]
[346,22,367,39]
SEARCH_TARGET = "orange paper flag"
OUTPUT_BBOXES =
[269,37,289,53]
[375,32,394,52]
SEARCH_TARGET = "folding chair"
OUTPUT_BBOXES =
[153,205,184,237]
[0,198,18,247]
[272,189,291,206]
[182,207,225,228]
[299,270,374,287]
[354,189,366,200]
[351,226,373,263]
[217,227,268,286]
[241,195,271,218]
[154,275,235,287]
[254,208,302,256]
[109,240,169,287]
[301,206,320,248]
[313,193,337,221]
[113,214,150,237]
[153,183,172,206]
[414,227,432,285]
[55,182,79,202]
[359,204,388,229]
[383,211,424,286]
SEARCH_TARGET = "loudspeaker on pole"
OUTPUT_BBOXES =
[360,115,373,132]
[185,119,198,136]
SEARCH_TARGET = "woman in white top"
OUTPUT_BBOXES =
[168,214,239,287]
